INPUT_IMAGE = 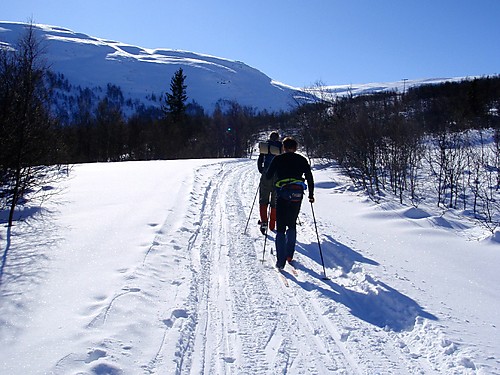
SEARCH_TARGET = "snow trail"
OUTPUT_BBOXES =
[161,159,438,374]
[1,158,494,374]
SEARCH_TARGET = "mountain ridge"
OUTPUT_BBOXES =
[0,21,479,116]
[0,21,303,114]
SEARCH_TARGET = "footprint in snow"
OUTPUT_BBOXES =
[84,349,107,363]
[91,362,123,375]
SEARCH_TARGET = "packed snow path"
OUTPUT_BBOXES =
[151,160,443,375]
[1,158,497,374]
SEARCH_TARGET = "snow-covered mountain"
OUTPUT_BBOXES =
[331,78,465,96]
[0,21,305,114]
[0,21,478,117]
[307,77,474,102]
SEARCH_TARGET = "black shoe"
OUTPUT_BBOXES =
[260,221,268,235]
[276,263,284,271]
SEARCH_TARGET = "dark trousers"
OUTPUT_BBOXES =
[275,197,302,268]
[259,174,277,207]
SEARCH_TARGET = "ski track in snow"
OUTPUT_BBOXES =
[35,159,486,374]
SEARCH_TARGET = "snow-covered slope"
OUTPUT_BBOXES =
[306,77,474,101]
[0,21,478,116]
[0,21,302,113]
[0,158,499,374]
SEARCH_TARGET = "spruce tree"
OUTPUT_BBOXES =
[163,67,187,122]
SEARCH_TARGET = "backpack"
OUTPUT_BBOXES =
[275,178,307,202]
[259,140,282,172]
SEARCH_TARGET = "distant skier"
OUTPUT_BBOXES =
[257,131,282,235]
[265,137,314,270]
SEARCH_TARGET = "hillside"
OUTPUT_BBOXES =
[1,21,473,117]
[0,21,304,114]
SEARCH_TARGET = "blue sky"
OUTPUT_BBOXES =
[2,0,499,87]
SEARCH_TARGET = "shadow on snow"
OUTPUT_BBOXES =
[0,207,60,339]
[295,235,437,332]
[0,206,44,285]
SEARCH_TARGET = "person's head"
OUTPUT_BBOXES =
[282,137,298,152]
[269,131,280,142]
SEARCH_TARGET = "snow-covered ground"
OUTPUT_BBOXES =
[1,158,499,374]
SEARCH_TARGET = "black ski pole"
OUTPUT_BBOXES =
[310,202,329,280]
[244,182,260,234]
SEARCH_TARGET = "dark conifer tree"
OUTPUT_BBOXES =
[163,67,187,122]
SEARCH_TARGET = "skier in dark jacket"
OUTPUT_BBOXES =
[265,137,314,270]
[257,131,282,234]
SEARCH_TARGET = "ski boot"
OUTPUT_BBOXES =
[259,220,268,235]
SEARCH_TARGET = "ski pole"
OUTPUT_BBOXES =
[310,202,329,280]
[244,182,260,234]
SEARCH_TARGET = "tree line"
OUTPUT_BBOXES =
[3,24,500,232]
[57,75,276,162]
[0,24,288,225]
[296,76,500,231]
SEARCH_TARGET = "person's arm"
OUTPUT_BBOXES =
[304,161,314,202]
